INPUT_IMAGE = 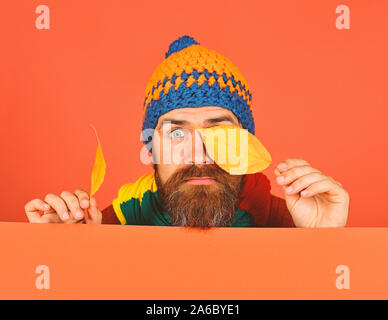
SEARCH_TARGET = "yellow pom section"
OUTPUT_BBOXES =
[143,44,252,115]
[196,125,272,175]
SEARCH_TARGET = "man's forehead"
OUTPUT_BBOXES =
[157,106,238,125]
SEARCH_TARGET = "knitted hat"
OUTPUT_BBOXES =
[142,35,254,145]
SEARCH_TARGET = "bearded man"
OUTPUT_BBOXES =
[25,36,349,228]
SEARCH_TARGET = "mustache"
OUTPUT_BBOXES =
[169,164,230,183]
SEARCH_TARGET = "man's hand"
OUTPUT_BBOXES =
[274,158,349,227]
[25,189,102,224]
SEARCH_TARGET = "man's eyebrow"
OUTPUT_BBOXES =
[204,116,238,125]
[157,119,190,130]
[157,115,238,130]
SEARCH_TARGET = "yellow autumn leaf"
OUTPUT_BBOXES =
[196,125,272,175]
[90,125,106,197]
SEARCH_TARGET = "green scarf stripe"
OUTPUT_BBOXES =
[119,190,171,225]
[231,208,254,227]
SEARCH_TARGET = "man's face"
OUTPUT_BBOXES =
[152,106,245,228]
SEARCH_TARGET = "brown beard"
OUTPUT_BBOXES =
[154,164,244,228]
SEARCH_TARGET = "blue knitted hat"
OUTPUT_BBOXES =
[142,35,254,145]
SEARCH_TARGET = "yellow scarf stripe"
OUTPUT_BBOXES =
[112,173,157,225]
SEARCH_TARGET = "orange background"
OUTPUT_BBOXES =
[1,222,387,299]
[0,0,387,226]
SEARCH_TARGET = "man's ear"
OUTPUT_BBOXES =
[141,128,154,152]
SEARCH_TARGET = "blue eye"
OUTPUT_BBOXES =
[170,128,185,140]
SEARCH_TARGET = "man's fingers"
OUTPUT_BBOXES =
[25,211,43,223]
[25,189,99,224]
[25,190,94,224]
[60,191,84,221]
[25,199,51,213]
[276,165,320,186]
[299,179,345,199]
[87,197,102,224]
[37,213,62,223]
[44,193,71,222]
[284,172,328,195]
[26,211,61,223]
[25,199,52,223]
[276,158,310,173]
[74,189,90,209]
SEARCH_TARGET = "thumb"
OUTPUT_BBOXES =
[86,197,102,224]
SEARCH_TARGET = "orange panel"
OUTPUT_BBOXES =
[0,1,387,227]
[0,222,387,299]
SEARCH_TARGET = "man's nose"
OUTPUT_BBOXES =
[183,129,212,165]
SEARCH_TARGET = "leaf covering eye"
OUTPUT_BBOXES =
[196,125,272,175]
